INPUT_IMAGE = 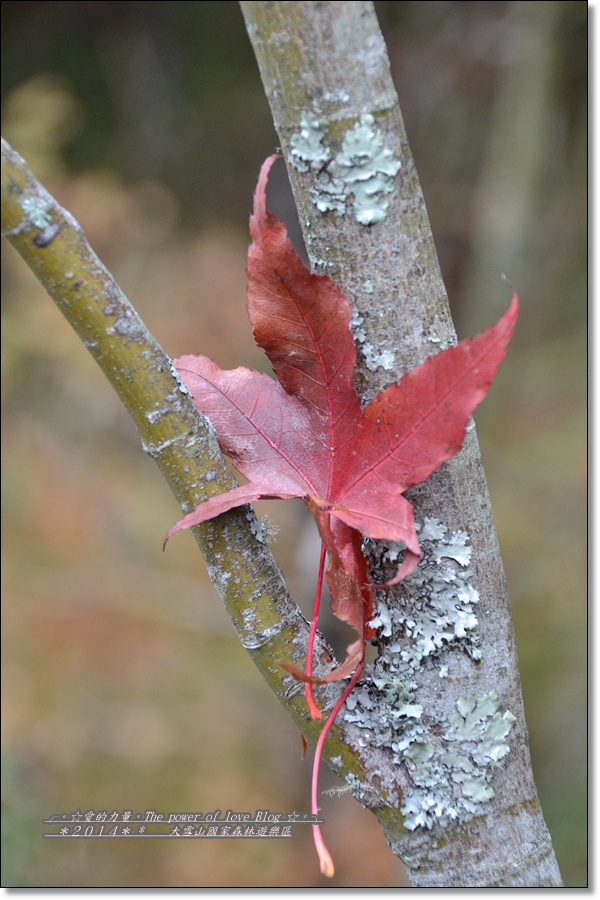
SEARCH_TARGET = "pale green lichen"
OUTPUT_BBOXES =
[329,114,401,224]
[344,519,515,831]
[310,172,347,217]
[19,195,53,229]
[322,89,350,104]
[289,112,331,173]
[290,112,401,225]
[399,691,516,830]
[447,694,517,766]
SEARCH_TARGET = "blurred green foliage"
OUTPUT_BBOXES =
[1,1,586,888]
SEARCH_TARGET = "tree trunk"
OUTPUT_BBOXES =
[240,0,562,887]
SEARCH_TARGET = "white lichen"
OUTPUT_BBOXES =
[169,361,191,395]
[351,306,395,371]
[428,333,451,352]
[368,603,392,637]
[345,518,515,831]
[145,406,170,424]
[322,784,354,797]
[361,344,396,372]
[369,519,481,669]
[350,309,367,344]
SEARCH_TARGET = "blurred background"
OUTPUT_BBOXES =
[1,0,586,888]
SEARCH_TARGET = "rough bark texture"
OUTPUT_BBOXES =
[240,0,562,887]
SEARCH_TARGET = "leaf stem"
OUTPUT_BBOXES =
[311,657,365,877]
[305,539,327,719]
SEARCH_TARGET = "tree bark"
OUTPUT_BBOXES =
[240,0,562,887]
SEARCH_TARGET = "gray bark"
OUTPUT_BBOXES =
[240,0,562,887]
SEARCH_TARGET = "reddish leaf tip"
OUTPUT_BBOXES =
[162,525,178,551]
[301,734,308,759]
[252,153,282,224]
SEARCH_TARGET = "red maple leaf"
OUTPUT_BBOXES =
[165,155,518,876]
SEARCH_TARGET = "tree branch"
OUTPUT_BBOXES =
[240,0,562,887]
[1,136,325,747]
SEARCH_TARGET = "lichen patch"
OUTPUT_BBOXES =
[290,112,401,225]
[342,518,516,831]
